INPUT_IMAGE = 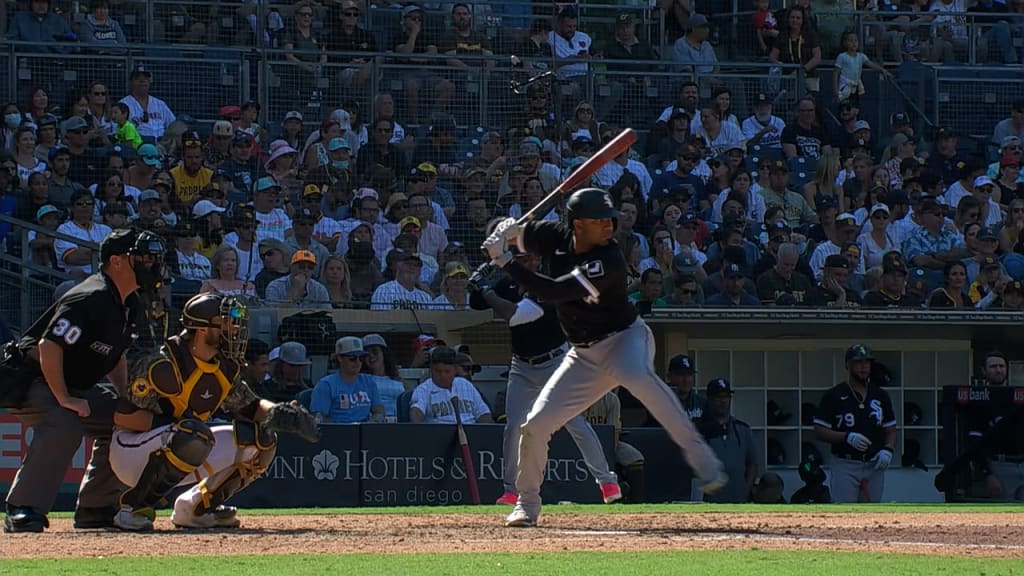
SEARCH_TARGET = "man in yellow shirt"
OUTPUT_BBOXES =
[170,136,212,205]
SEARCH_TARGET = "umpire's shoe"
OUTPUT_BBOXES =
[113,507,155,531]
[3,505,49,533]
[74,506,117,529]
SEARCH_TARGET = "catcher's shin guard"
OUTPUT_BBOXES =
[192,421,277,516]
[121,419,214,511]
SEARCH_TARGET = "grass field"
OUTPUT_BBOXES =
[4,503,1024,575]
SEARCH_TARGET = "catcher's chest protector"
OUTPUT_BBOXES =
[133,336,241,421]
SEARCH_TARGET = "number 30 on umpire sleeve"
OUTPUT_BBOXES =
[52,318,82,345]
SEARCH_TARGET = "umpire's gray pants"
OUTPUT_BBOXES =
[829,456,885,503]
[5,378,124,513]
[515,318,721,518]
[502,343,616,493]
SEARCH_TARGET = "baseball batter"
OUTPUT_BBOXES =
[813,344,897,503]
[109,293,319,530]
[482,187,726,527]
[469,251,622,506]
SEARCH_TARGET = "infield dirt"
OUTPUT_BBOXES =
[3,511,1024,559]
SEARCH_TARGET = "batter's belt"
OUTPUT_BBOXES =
[514,345,567,366]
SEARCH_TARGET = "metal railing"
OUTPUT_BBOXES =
[0,213,97,333]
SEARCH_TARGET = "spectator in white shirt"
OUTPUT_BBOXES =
[299,183,345,254]
[371,248,433,310]
[409,346,493,424]
[118,67,175,140]
[548,7,592,80]
[403,194,448,259]
[253,176,293,242]
[265,249,332,308]
[741,93,786,150]
[595,148,653,203]
[173,222,212,280]
[55,190,112,278]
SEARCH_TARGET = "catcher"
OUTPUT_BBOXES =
[109,293,319,531]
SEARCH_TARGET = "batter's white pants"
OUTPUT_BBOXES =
[515,318,721,519]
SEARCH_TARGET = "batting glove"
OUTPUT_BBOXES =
[873,448,893,470]
[845,432,872,452]
[481,236,512,268]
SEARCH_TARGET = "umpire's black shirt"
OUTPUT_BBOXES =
[22,272,139,392]
[470,276,566,358]
[504,221,636,345]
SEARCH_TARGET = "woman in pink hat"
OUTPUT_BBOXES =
[264,138,301,198]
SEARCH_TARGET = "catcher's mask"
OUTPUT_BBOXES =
[181,293,249,361]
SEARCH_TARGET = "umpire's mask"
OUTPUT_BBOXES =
[129,231,167,291]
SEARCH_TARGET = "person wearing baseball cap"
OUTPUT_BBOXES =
[433,261,471,310]
[264,249,330,308]
[285,207,329,277]
[695,377,754,503]
[252,176,292,242]
[371,248,433,311]
[29,204,62,267]
[741,93,785,150]
[863,250,919,307]
[998,279,1024,310]
[761,159,816,229]
[662,354,704,421]
[808,212,862,280]
[967,254,1004,307]
[308,337,385,424]
[251,341,312,403]
[124,64,175,140]
[807,254,860,307]
[408,346,493,424]
[359,333,404,422]
[1,226,170,533]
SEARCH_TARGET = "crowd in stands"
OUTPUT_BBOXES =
[0,0,1023,317]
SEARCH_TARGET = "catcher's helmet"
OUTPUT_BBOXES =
[845,344,874,362]
[181,293,249,361]
[566,187,619,221]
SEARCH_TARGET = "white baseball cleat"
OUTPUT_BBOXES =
[505,504,537,528]
[113,507,155,532]
[171,500,241,529]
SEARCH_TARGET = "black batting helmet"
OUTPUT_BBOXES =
[566,187,619,221]
[181,293,250,362]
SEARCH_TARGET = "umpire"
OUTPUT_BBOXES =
[3,229,165,532]
[813,344,897,503]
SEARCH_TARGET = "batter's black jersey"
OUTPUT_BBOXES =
[504,221,637,345]
[469,276,567,357]
[813,381,897,459]
[22,272,140,392]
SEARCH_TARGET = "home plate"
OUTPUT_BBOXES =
[562,529,640,536]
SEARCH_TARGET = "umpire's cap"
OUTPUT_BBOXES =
[845,344,874,362]
[566,188,619,221]
[99,228,165,264]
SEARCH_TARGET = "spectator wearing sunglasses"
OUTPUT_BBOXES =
[119,67,176,140]
[169,133,212,204]
[55,189,112,278]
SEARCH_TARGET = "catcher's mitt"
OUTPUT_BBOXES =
[265,401,320,443]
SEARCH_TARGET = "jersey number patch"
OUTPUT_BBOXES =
[835,413,855,428]
[52,319,82,345]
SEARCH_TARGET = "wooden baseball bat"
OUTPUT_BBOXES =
[516,128,638,225]
[450,396,481,505]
